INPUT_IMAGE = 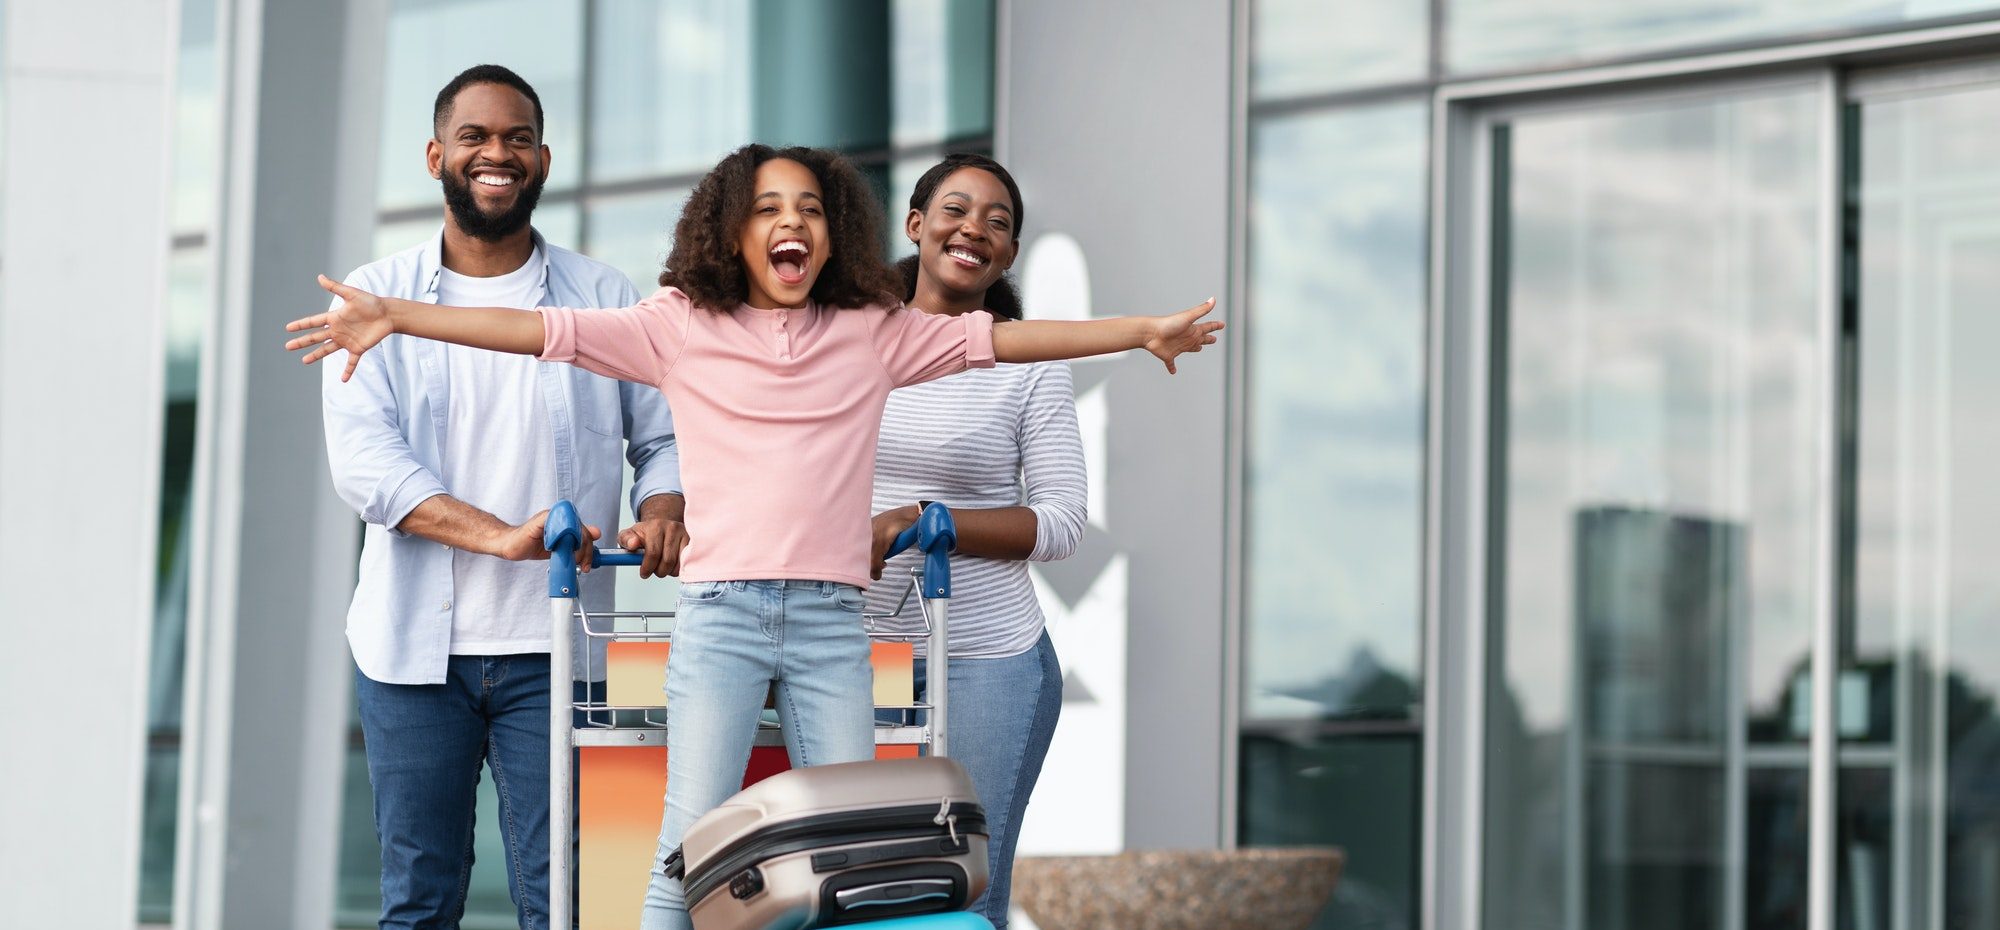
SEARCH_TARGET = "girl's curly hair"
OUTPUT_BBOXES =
[660,144,902,311]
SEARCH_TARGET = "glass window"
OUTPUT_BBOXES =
[885,155,934,259]
[1851,74,2000,930]
[171,0,220,233]
[1241,729,1420,929]
[583,189,687,291]
[1481,84,1828,930]
[1243,102,1428,723]
[588,0,751,183]
[1251,0,1429,100]
[138,245,211,923]
[376,0,583,211]
[891,0,995,146]
[1448,0,2000,75]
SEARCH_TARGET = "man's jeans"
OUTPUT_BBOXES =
[640,580,877,930]
[355,653,578,930]
[879,631,1063,930]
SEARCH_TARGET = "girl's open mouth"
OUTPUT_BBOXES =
[769,239,810,286]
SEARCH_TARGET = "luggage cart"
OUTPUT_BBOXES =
[543,499,961,930]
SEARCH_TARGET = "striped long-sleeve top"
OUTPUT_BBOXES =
[863,361,1088,659]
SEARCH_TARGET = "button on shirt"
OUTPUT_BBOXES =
[538,288,996,588]
[436,252,558,654]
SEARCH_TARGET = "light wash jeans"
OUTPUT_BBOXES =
[640,580,877,930]
[879,631,1062,930]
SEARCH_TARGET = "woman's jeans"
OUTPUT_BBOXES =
[883,631,1063,930]
[639,580,877,930]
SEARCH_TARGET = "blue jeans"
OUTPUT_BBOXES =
[640,580,878,930]
[354,653,584,930]
[881,631,1062,930]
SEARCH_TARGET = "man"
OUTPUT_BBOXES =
[322,64,685,929]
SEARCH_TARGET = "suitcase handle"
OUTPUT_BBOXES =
[819,862,971,923]
[833,877,955,910]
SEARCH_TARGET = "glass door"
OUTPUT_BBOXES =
[1477,77,1833,930]
[1845,60,2000,930]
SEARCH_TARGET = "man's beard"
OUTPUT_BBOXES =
[441,165,544,241]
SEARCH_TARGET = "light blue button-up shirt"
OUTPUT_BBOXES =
[324,228,679,684]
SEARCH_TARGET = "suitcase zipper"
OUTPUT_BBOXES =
[674,801,986,904]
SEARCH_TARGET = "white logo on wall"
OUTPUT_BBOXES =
[1015,232,1127,856]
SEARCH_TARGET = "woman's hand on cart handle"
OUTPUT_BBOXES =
[497,509,601,570]
[619,517,689,579]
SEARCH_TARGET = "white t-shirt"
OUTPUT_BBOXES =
[436,251,559,654]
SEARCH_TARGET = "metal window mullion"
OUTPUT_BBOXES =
[577,0,598,252]
[1219,0,1252,852]
[1807,66,1844,930]
[1422,94,1490,930]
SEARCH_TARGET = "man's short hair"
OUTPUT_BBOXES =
[432,64,545,140]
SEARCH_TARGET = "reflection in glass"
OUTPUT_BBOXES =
[376,0,582,210]
[1852,77,2000,930]
[1250,0,1427,100]
[1448,0,2000,75]
[583,190,687,295]
[589,0,750,183]
[1241,730,1419,929]
[1243,102,1427,723]
[1482,85,1827,930]
[891,0,994,146]
[171,0,219,232]
[885,156,931,259]
[138,247,211,922]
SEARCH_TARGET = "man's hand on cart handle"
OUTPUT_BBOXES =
[869,504,923,581]
[494,508,601,570]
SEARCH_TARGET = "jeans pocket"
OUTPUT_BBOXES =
[678,581,728,606]
[833,584,865,612]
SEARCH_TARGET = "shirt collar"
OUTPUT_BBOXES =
[418,224,552,298]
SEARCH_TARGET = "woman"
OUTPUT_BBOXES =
[867,153,1085,929]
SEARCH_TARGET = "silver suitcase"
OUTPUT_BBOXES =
[668,756,990,930]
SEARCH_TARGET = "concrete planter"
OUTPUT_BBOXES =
[1012,847,1344,930]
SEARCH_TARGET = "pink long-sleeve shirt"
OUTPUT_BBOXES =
[539,287,995,588]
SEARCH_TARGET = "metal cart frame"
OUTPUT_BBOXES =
[542,499,960,929]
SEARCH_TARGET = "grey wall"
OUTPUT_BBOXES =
[176,1,385,926]
[0,1,176,924]
[999,0,1236,849]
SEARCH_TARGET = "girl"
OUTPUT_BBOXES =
[865,153,1070,929]
[286,143,1220,930]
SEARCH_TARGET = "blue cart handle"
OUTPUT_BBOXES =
[883,502,955,599]
[545,499,956,599]
[544,500,644,597]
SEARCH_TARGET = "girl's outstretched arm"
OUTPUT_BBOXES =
[990,298,1222,374]
[285,275,545,382]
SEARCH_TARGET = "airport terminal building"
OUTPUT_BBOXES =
[8,1,2000,928]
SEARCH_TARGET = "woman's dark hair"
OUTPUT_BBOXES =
[901,153,1026,320]
[661,144,902,311]
[896,255,1021,321]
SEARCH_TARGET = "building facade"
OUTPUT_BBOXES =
[6,1,2000,929]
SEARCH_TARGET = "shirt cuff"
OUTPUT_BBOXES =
[536,307,574,362]
[964,310,996,369]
